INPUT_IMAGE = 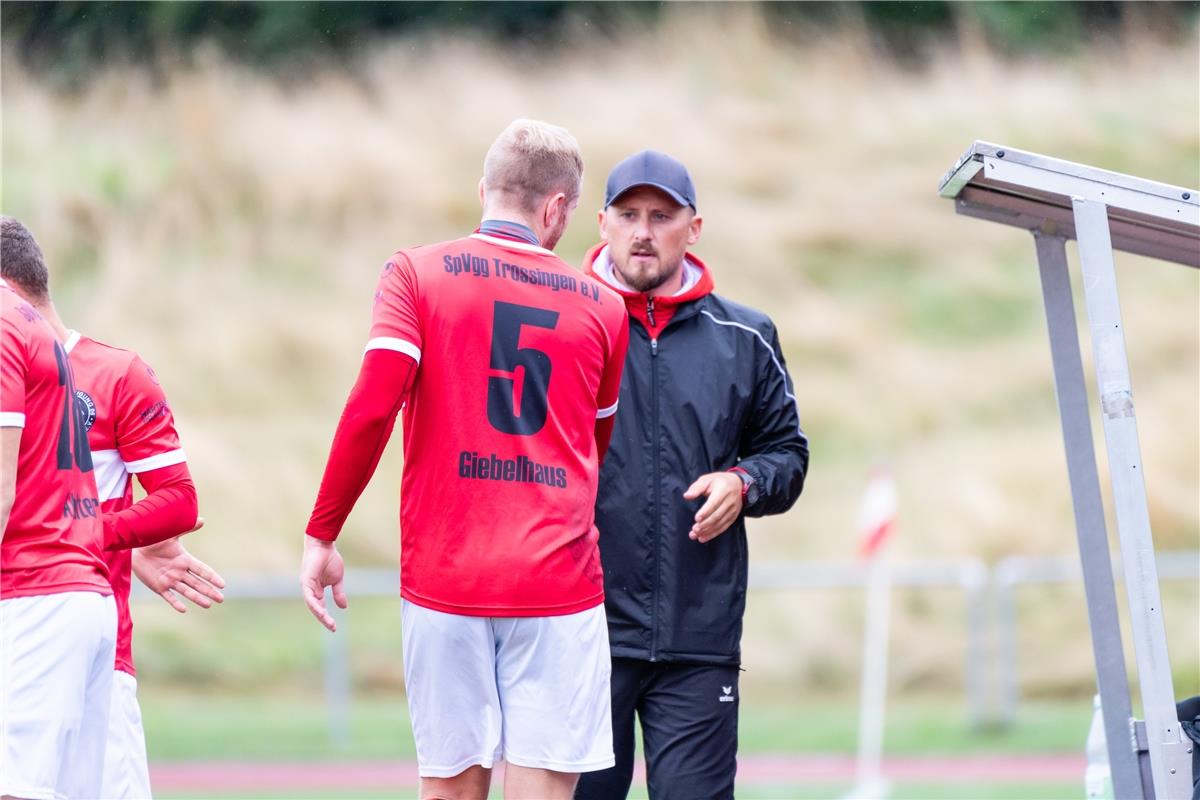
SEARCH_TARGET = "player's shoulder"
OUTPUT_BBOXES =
[389,235,475,264]
[69,333,162,390]
[70,333,141,370]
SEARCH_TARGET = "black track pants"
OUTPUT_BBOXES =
[575,657,740,800]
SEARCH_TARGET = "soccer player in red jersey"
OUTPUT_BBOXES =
[1,218,115,800]
[1,216,224,800]
[302,119,629,800]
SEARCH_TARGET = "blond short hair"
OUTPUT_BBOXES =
[483,118,584,212]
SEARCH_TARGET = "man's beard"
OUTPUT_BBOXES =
[614,255,681,294]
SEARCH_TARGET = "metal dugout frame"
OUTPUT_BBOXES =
[939,141,1199,800]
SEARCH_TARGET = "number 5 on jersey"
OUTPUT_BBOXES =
[487,301,559,436]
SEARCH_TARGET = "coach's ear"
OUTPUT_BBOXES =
[598,209,609,241]
[687,212,703,246]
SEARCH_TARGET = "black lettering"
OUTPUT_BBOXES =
[459,451,472,477]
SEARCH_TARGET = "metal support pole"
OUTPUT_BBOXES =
[1071,198,1193,799]
[323,604,351,750]
[961,562,989,729]
[1033,231,1143,799]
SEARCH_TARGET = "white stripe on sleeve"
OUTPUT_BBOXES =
[700,310,806,439]
[0,412,26,428]
[364,337,422,364]
[92,449,130,501]
[596,401,619,420]
[124,448,188,474]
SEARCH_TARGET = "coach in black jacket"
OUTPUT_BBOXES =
[575,151,809,800]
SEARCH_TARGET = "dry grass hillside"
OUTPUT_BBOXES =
[3,7,1196,696]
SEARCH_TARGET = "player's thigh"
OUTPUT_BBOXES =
[61,594,117,800]
[641,663,739,800]
[101,671,152,800]
[0,591,116,800]
[402,600,503,778]
[493,604,614,774]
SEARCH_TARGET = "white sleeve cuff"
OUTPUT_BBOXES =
[0,412,26,428]
[596,401,619,420]
[124,448,187,473]
[364,337,421,364]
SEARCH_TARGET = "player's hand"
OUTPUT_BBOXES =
[301,534,347,632]
[683,472,745,543]
[133,527,226,614]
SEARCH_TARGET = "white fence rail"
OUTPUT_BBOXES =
[133,552,1198,747]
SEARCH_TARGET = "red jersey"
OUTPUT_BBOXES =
[66,331,187,675]
[0,281,109,599]
[368,232,628,616]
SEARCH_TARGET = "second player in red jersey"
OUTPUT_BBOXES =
[302,119,628,800]
[66,331,198,675]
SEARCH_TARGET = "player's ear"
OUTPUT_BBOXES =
[545,192,567,227]
[478,178,486,209]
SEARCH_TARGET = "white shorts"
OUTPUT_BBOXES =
[401,600,614,778]
[0,591,117,800]
[101,670,153,799]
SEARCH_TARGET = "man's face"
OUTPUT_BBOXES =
[600,185,701,294]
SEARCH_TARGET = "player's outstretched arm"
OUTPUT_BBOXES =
[301,535,346,632]
[105,462,199,551]
[133,519,226,613]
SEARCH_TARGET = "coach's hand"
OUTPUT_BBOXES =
[301,534,347,632]
[133,525,226,613]
[683,471,744,543]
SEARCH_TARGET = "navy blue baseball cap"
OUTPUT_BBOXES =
[604,150,697,210]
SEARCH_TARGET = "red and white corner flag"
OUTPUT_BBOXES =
[858,467,898,559]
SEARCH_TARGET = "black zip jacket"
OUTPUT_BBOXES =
[585,244,809,665]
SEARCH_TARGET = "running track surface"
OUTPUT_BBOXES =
[151,755,1085,791]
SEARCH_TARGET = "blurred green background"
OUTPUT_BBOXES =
[2,2,1198,797]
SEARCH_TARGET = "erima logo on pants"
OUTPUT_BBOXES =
[719,686,735,703]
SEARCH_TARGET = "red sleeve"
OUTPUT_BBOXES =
[0,315,29,427]
[366,253,423,363]
[104,461,198,550]
[594,311,629,464]
[113,355,184,472]
[305,349,417,541]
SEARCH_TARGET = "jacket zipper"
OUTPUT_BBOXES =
[646,296,656,330]
[649,333,660,661]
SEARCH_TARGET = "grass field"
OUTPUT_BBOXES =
[141,692,1096,762]
[143,692,1094,799]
